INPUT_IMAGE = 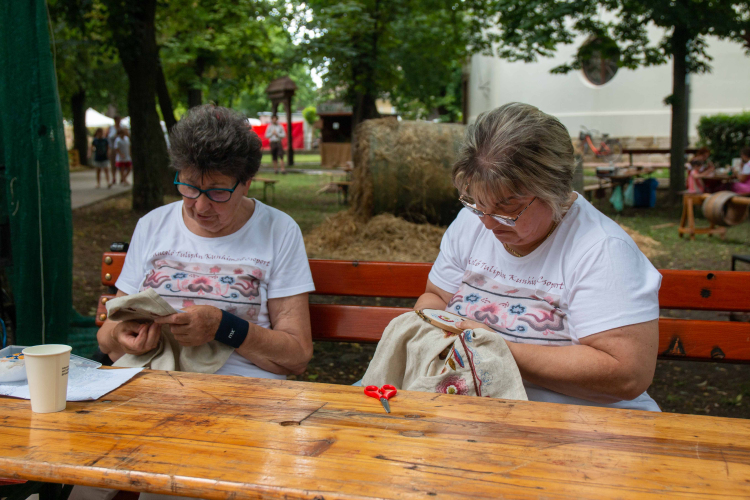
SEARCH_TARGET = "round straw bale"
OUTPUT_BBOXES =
[350,118,465,225]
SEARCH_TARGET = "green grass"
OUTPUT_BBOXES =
[248,172,347,233]
[589,194,750,271]
[260,153,321,165]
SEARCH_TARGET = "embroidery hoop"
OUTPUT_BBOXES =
[415,309,465,334]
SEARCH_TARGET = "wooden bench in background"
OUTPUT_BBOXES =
[622,148,698,167]
[251,177,277,203]
[97,252,750,363]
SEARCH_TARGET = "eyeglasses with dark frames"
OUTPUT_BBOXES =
[459,195,536,227]
[174,172,240,203]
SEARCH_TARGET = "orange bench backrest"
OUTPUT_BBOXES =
[97,254,750,362]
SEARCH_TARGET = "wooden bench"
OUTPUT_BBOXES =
[251,177,277,203]
[96,253,750,363]
[623,148,698,166]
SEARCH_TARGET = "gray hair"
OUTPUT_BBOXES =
[170,104,262,183]
[452,102,575,221]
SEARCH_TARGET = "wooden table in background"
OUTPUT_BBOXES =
[1,370,749,499]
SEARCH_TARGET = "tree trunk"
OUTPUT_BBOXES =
[669,25,689,204]
[71,89,88,166]
[352,91,380,131]
[156,55,177,133]
[187,57,206,109]
[285,96,294,166]
[187,88,202,109]
[105,0,168,212]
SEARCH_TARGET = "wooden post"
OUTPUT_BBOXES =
[286,95,294,167]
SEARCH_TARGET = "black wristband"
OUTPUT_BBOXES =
[214,310,249,349]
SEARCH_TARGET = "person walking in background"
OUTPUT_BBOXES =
[114,127,132,185]
[265,114,286,174]
[89,128,110,188]
[107,115,121,188]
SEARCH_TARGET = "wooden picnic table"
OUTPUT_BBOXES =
[1,369,750,499]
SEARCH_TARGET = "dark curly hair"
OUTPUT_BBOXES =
[169,104,262,183]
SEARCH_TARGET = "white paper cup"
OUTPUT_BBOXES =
[22,345,72,413]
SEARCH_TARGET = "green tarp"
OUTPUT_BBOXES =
[0,0,73,347]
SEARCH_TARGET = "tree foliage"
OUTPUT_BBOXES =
[157,0,294,109]
[298,0,497,126]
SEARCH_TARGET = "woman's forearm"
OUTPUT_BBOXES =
[506,342,647,403]
[234,323,312,375]
[414,292,448,311]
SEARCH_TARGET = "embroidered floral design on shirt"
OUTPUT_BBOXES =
[141,260,265,321]
[448,270,571,345]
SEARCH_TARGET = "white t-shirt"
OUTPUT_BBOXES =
[107,126,118,148]
[114,136,131,163]
[429,194,662,411]
[116,200,316,379]
[265,123,286,143]
[741,160,750,175]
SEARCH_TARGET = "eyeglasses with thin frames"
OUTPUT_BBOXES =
[459,195,536,227]
[173,172,241,203]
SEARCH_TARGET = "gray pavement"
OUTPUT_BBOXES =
[70,168,131,210]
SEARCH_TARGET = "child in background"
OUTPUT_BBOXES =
[686,147,714,193]
[89,128,110,188]
[114,127,132,185]
[731,147,750,195]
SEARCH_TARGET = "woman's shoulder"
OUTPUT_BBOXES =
[134,201,182,230]
[562,196,643,257]
[250,201,302,234]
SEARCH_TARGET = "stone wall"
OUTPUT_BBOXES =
[574,136,699,164]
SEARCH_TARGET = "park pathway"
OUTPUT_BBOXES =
[70,169,131,209]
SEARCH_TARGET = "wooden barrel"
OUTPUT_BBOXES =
[703,191,750,227]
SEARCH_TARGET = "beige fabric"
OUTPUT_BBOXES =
[107,289,234,374]
[106,288,179,322]
[362,311,527,400]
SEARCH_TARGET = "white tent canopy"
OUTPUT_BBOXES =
[85,108,115,128]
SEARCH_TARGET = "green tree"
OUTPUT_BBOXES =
[102,0,170,211]
[487,0,750,202]
[299,0,495,129]
[50,0,127,165]
[157,0,291,110]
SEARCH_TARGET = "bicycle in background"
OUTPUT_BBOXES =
[579,126,623,165]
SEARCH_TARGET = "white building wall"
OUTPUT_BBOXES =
[469,27,750,140]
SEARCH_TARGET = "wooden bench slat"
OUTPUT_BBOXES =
[658,318,750,362]
[310,303,410,342]
[312,304,750,362]
[658,270,750,311]
[309,260,431,298]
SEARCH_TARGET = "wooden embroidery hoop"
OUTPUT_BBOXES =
[415,309,465,335]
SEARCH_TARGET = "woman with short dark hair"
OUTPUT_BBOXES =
[96,104,314,379]
[415,103,662,411]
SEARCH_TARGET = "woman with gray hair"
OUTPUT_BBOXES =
[415,103,661,411]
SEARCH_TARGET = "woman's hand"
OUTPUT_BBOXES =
[154,305,223,347]
[111,321,161,355]
[455,319,488,331]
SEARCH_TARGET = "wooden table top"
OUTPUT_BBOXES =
[1,370,749,499]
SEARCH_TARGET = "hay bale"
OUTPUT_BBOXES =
[304,211,446,262]
[350,118,465,225]
[619,224,664,259]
